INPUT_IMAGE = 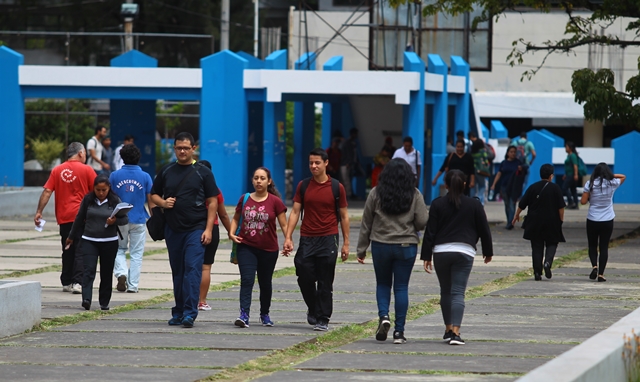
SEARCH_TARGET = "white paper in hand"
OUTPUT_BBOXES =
[35,219,46,232]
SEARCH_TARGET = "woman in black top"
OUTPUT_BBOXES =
[422,170,493,346]
[513,164,566,280]
[432,140,475,196]
[67,175,128,311]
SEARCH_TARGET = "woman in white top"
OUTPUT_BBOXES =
[580,163,626,282]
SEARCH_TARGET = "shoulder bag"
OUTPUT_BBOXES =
[230,193,251,264]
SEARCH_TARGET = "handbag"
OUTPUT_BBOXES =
[146,164,199,241]
[230,193,251,264]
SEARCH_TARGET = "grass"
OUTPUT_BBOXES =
[0,234,58,245]
[0,264,62,280]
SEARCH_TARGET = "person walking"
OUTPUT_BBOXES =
[392,137,422,187]
[356,158,428,344]
[66,175,128,310]
[109,144,154,293]
[562,141,580,209]
[326,137,342,181]
[422,170,493,346]
[197,160,232,312]
[469,137,489,205]
[339,128,361,199]
[86,126,110,175]
[284,148,349,332]
[371,146,392,188]
[580,163,626,282]
[511,131,536,166]
[512,164,566,281]
[490,146,525,230]
[229,167,288,327]
[34,142,96,295]
[112,134,134,172]
[431,140,475,196]
[150,132,220,328]
[101,136,113,176]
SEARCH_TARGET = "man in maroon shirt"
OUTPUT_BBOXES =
[284,148,350,331]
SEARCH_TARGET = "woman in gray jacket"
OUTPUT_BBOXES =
[357,158,428,344]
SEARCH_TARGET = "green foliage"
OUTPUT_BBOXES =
[285,102,323,169]
[392,0,640,127]
[30,137,65,170]
[155,140,174,174]
[156,101,184,139]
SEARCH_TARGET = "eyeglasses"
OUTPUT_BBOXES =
[174,146,193,152]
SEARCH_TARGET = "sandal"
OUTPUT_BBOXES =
[589,268,598,280]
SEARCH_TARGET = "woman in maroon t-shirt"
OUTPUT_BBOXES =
[229,167,288,328]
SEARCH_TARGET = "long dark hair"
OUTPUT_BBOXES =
[377,158,415,215]
[254,167,281,199]
[92,174,120,208]
[589,162,614,191]
[445,169,466,209]
[505,145,517,160]
[566,141,578,155]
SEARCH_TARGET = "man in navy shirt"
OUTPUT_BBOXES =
[109,144,154,293]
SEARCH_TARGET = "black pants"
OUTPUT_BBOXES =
[294,235,339,322]
[433,252,474,327]
[80,239,118,307]
[59,223,83,286]
[587,219,614,275]
[530,239,558,276]
[237,244,279,316]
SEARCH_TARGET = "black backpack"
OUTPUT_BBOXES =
[299,177,342,223]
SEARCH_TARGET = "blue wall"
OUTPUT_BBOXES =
[612,131,640,203]
[0,46,24,187]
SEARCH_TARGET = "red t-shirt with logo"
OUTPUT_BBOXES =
[293,176,347,237]
[44,160,97,224]
[235,193,287,252]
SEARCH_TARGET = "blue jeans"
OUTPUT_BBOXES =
[237,244,279,316]
[433,251,474,327]
[164,226,205,320]
[562,177,579,206]
[371,241,417,332]
[114,223,146,292]
[500,186,516,228]
[470,175,486,205]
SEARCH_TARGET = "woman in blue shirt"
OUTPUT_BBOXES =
[490,146,524,230]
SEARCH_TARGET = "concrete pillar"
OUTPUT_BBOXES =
[428,54,448,202]
[322,56,343,149]
[0,46,25,187]
[402,52,426,194]
[263,49,288,196]
[293,52,317,189]
[583,119,603,147]
[451,56,470,138]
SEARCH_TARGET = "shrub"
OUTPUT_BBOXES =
[30,137,64,170]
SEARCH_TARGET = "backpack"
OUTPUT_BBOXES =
[577,156,587,177]
[473,149,491,177]
[299,177,341,223]
[485,143,496,162]
[515,139,527,164]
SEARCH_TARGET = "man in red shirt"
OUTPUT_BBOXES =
[284,148,350,331]
[34,142,96,294]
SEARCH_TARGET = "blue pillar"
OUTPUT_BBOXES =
[402,52,426,194]
[612,131,640,203]
[0,47,24,187]
[490,120,508,138]
[293,53,317,190]
[526,130,554,191]
[451,56,470,137]
[200,50,249,199]
[239,52,265,177]
[263,49,287,197]
[322,56,343,149]
[110,50,157,176]
[428,54,448,202]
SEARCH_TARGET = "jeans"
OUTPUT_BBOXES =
[237,244,279,315]
[530,239,558,276]
[500,187,516,228]
[165,226,205,320]
[59,222,83,286]
[587,219,614,275]
[562,177,579,206]
[470,175,486,205]
[79,239,118,307]
[371,242,417,332]
[113,223,146,292]
[434,252,474,327]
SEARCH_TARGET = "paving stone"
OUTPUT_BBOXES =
[468,296,639,309]
[0,347,264,368]
[0,365,216,382]
[257,370,516,382]
[401,324,600,342]
[488,279,640,298]
[296,353,546,373]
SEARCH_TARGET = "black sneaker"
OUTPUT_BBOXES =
[375,316,391,341]
[393,331,406,344]
[589,268,598,280]
[306,311,317,326]
[534,273,542,281]
[544,262,552,279]
[313,319,329,332]
[443,330,454,342]
[449,333,465,345]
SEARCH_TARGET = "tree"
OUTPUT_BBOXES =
[390,0,640,127]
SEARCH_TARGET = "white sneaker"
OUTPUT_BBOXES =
[62,285,73,293]
[71,283,82,294]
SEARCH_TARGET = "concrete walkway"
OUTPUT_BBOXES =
[0,202,639,381]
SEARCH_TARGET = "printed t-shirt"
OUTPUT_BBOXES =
[44,160,97,224]
[235,193,287,252]
[109,164,153,224]
[293,176,347,237]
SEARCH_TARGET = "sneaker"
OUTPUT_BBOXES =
[126,289,138,293]
[375,316,391,341]
[182,315,195,328]
[71,283,82,294]
[443,330,454,342]
[198,302,212,311]
[116,275,127,292]
[306,311,317,326]
[313,320,329,332]
[100,306,109,311]
[62,284,73,293]
[449,333,465,345]
[235,309,250,328]
[544,262,552,279]
[168,316,183,326]
[534,273,542,281]
[393,331,406,344]
[81,299,91,311]
[260,314,274,327]
[589,268,598,280]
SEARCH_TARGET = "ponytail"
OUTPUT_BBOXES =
[445,169,466,209]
